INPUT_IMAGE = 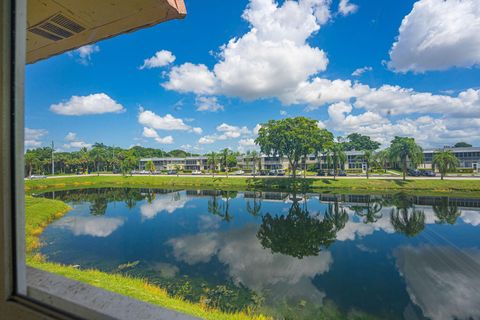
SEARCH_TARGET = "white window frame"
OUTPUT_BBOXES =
[0,1,196,319]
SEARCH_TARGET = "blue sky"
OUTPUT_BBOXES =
[25,0,480,152]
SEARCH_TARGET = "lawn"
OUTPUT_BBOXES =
[25,175,480,197]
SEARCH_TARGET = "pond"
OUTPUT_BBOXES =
[37,188,480,320]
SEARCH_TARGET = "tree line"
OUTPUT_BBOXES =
[255,117,464,180]
[24,144,199,177]
[25,117,468,180]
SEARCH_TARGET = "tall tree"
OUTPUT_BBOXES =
[145,160,156,174]
[328,142,346,179]
[207,152,217,177]
[89,146,107,175]
[374,149,390,173]
[220,148,230,173]
[362,150,375,179]
[256,117,325,179]
[454,142,472,148]
[432,150,459,180]
[313,130,334,174]
[24,152,39,177]
[249,150,260,177]
[389,137,424,181]
[344,133,381,151]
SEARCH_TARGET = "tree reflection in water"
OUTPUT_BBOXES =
[324,199,349,231]
[257,193,342,259]
[350,197,383,224]
[208,191,238,222]
[433,197,461,225]
[246,192,262,217]
[390,208,425,237]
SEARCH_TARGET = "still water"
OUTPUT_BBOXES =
[37,188,480,320]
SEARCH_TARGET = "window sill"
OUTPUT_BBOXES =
[27,267,199,320]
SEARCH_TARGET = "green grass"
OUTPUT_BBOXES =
[25,196,71,253]
[25,196,270,320]
[25,175,480,197]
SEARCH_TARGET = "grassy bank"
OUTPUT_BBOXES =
[25,175,480,197]
[25,196,71,253]
[25,196,269,320]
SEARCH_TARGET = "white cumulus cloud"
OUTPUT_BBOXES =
[138,110,191,131]
[351,66,372,77]
[142,127,174,144]
[69,44,100,65]
[163,0,332,101]
[25,128,48,148]
[63,132,92,149]
[50,93,125,116]
[162,63,217,95]
[195,96,224,112]
[140,50,176,69]
[338,0,358,16]
[388,0,480,73]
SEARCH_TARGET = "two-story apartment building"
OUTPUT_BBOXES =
[139,156,213,171]
[139,146,480,173]
[420,147,480,171]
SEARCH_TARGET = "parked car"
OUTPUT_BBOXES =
[317,170,326,176]
[422,170,436,177]
[338,170,347,176]
[167,170,177,175]
[140,170,149,175]
[328,170,335,176]
[268,170,277,176]
[233,170,245,175]
[259,170,268,176]
[276,169,286,176]
[29,174,46,179]
[407,169,422,176]
[192,170,202,175]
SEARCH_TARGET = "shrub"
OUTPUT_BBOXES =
[346,169,363,174]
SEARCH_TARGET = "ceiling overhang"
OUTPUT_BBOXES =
[27,0,186,64]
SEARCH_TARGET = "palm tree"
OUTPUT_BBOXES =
[207,152,217,177]
[374,149,390,173]
[329,142,346,179]
[363,150,375,179]
[389,137,423,181]
[432,150,459,180]
[433,198,461,225]
[145,160,156,174]
[220,148,230,177]
[24,152,38,177]
[250,150,260,177]
[89,146,106,175]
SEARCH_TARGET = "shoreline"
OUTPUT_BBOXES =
[25,175,480,198]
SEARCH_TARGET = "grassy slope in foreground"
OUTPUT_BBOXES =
[25,196,269,320]
[25,175,480,196]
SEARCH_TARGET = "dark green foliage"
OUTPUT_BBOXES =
[257,194,340,258]
[343,133,381,151]
[454,142,472,148]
